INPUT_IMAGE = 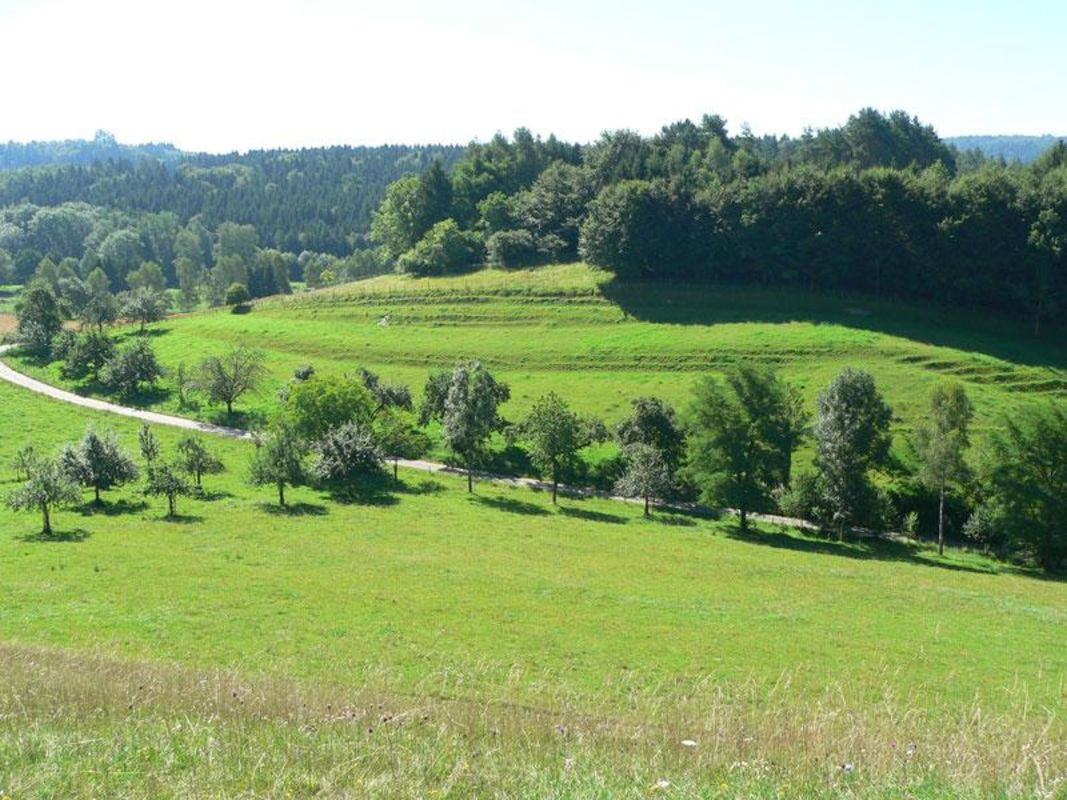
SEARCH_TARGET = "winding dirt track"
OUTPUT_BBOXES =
[0,344,815,527]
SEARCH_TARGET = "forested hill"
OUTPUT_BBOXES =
[0,142,465,255]
[0,131,187,171]
[946,135,1066,163]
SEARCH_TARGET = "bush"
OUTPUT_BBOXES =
[486,229,541,268]
[397,219,480,276]
[225,282,251,307]
[773,472,825,522]
[311,421,384,485]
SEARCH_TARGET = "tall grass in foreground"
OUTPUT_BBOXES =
[1,644,1061,798]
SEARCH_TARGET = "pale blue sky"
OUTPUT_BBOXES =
[0,0,1063,152]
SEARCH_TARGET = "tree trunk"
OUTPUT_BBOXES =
[740,506,748,530]
[467,459,473,493]
[278,480,286,507]
[226,399,233,416]
[41,502,51,535]
[644,495,650,517]
[937,480,945,556]
[167,494,176,517]
[94,485,101,504]
[196,470,202,487]
[394,457,399,483]
[552,461,558,505]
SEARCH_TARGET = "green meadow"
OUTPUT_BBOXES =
[0,373,1064,796]
[10,264,1065,473]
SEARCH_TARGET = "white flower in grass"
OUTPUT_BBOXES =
[655,778,671,788]
[681,739,697,748]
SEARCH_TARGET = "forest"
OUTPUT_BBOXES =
[1,109,1064,332]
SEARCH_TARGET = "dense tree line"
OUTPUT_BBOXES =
[0,143,464,269]
[372,110,1067,333]
[0,130,186,171]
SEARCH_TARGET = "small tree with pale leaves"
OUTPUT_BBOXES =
[913,383,973,555]
[176,435,225,488]
[615,443,673,517]
[144,462,193,518]
[249,420,308,506]
[7,456,81,535]
[139,424,160,469]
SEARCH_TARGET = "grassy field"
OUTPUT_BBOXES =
[0,377,1064,796]
[10,265,1065,475]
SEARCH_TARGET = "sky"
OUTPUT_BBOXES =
[0,0,1064,153]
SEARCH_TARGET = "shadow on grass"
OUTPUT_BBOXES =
[324,476,399,507]
[258,501,328,517]
[78,498,148,516]
[16,528,91,543]
[159,513,205,524]
[724,524,999,575]
[601,279,1067,370]
[652,513,698,527]
[203,408,266,430]
[471,494,550,516]
[398,478,447,496]
[558,505,627,525]
[194,489,235,502]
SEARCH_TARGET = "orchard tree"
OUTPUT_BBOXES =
[913,383,973,554]
[61,331,115,381]
[615,443,673,517]
[359,368,414,414]
[985,404,1067,572]
[145,461,193,517]
[79,271,120,331]
[176,435,225,488]
[121,287,168,332]
[686,366,806,529]
[615,396,686,471]
[375,408,431,483]
[194,346,267,416]
[813,368,892,537]
[249,420,308,506]
[139,423,160,469]
[283,373,376,439]
[14,284,63,353]
[512,391,605,503]
[60,427,139,505]
[421,360,510,492]
[103,339,164,397]
[6,456,81,535]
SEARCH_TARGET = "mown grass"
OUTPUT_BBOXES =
[10,264,1065,476]
[0,379,1064,796]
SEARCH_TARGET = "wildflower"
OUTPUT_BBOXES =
[681,739,698,748]
[655,778,671,788]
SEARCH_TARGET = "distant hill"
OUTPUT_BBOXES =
[945,135,1066,163]
[0,130,187,171]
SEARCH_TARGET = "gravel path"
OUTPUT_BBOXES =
[0,344,817,528]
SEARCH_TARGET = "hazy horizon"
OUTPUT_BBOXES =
[2,0,1065,154]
